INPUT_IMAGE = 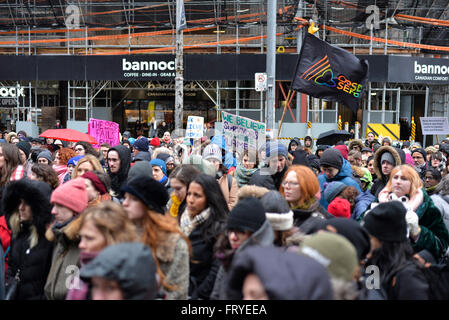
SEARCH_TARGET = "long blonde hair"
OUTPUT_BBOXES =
[71,154,103,179]
[384,164,423,198]
[9,212,39,249]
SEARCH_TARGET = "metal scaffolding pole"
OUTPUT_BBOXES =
[174,0,185,130]
[266,0,276,131]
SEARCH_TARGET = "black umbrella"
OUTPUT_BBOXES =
[316,129,352,146]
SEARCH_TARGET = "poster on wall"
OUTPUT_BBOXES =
[420,117,449,135]
[88,118,120,148]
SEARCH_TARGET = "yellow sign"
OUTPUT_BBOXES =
[366,123,400,141]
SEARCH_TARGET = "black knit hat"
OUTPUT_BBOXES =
[227,197,266,233]
[121,175,169,214]
[16,141,31,159]
[362,201,407,242]
[411,148,426,160]
[319,148,343,169]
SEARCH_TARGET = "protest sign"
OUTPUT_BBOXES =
[419,117,449,135]
[221,111,266,155]
[88,118,120,148]
[186,116,204,139]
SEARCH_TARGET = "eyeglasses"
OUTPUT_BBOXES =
[281,181,299,188]
[75,148,84,152]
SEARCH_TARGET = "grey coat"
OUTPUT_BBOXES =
[157,232,190,300]
[210,220,274,300]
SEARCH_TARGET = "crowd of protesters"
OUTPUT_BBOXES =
[1,127,449,300]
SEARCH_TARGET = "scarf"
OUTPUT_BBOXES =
[180,207,210,236]
[159,175,168,184]
[169,193,182,218]
[87,193,112,208]
[53,164,68,184]
[292,197,318,211]
[234,163,258,187]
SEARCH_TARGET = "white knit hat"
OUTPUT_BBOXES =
[202,144,222,163]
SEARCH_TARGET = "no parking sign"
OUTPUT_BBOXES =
[255,72,267,92]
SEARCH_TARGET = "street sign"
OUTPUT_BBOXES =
[255,72,267,92]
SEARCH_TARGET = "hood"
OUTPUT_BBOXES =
[237,185,270,201]
[304,136,314,148]
[336,158,354,179]
[108,145,132,194]
[333,145,348,160]
[381,136,393,145]
[373,146,402,179]
[2,179,52,236]
[288,138,302,152]
[80,242,157,300]
[133,151,151,162]
[238,220,274,253]
[348,139,364,151]
[226,245,333,300]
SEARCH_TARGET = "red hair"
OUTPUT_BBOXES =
[280,165,320,207]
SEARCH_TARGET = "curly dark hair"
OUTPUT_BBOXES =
[337,186,360,211]
[31,163,60,190]
[75,141,99,158]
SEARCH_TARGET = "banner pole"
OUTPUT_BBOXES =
[277,90,291,138]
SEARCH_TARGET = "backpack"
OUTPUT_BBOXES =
[420,264,449,300]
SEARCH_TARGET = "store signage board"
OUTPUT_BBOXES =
[420,117,449,135]
[255,72,267,91]
[186,116,204,139]
[88,118,120,148]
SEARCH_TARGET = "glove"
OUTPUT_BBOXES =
[405,209,421,240]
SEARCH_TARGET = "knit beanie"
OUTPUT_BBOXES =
[121,175,169,214]
[320,149,343,169]
[157,153,174,165]
[133,137,149,152]
[298,231,358,282]
[16,141,31,159]
[260,191,293,231]
[150,158,167,176]
[37,150,53,163]
[68,155,84,167]
[380,152,395,165]
[226,197,267,233]
[291,149,310,167]
[127,161,153,181]
[150,137,161,147]
[82,171,107,195]
[265,142,288,160]
[50,177,88,214]
[327,197,351,219]
[323,181,347,204]
[412,148,427,161]
[362,201,407,242]
[202,143,222,163]
[307,154,321,173]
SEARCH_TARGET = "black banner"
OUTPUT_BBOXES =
[291,33,369,113]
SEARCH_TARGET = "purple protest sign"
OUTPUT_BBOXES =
[88,118,120,148]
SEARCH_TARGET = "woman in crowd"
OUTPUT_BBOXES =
[377,164,449,262]
[280,165,333,234]
[366,155,376,180]
[121,175,191,300]
[363,201,430,299]
[202,143,238,210]
[71,154,103,179]
[66,201,139,300]
[179,173,228,299]
[44,178,88,300]
[430,152,446,175]
[81,171,112,208]
[37,150,53,166]
[234,151,259,187]
[53,147,76,184]
[29,164,60,190]
[3,180,54,300]
[74,141,100,158]
[167,165,201,220]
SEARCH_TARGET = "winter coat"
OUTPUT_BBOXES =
[132,150,152,162]
[353,189,376,221]
[217,173,238,211]
[44,216,81,300]
[431,194,449,232]
[2,179,54,300]
[384,262,430,300]
[292,200,333,234]
[288,138,301,154]
[0,215,11,273]
[0,244,4,299]
[210,220,274,300]
[156,232,190,300]
[318,158,362,210]
[371,146,403,198]
[248,165,288,191]
[107,145,131,197]
[181,208,225,300]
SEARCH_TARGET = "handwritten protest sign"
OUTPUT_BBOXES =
[420,117,449,135]
[88,118,120,148]
[221,111,266,155]
[186,116,204,139]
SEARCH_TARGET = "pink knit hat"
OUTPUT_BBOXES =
[50,178,88,214]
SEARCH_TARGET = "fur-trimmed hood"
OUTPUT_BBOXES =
[373,146,402,179]
[45,215,81,245]
[2,179,52,236]
[349,139,364,152]
[237,185,270,201]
